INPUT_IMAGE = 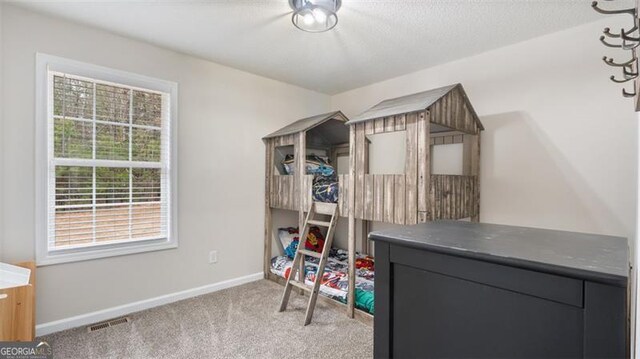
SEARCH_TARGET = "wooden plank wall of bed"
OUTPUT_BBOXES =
[263,84,483,323]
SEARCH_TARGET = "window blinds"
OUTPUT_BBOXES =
[49,73,170,249]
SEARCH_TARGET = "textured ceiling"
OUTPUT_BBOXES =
[6,0,621,94]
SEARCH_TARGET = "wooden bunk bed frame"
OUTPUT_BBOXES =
[263,83,483,324]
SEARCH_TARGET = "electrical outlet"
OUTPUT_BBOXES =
[208,250,218,264]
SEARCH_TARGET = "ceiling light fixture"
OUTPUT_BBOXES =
[289,0,341,33]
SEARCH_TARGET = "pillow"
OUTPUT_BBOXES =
[304,226,325,253]
[277,227,298,251]
[279,226,326,259]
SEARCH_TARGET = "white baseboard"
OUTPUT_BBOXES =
[36,272,263,337]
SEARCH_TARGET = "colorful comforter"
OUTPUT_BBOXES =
[270,248,375,314]
[312,179,339,203]
[281,154,340,204]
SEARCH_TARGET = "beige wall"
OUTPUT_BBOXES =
[332,18,638,245]
[0,5,330,324]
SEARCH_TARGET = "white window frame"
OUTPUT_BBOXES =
[35,53,178,266]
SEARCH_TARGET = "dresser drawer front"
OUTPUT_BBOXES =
[392,263,584,358]
[390,244,583,307]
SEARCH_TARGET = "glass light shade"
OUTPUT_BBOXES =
[290,0,341,33]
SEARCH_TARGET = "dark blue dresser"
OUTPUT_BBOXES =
[371,221,629,358]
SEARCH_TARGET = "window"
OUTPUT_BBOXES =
[36,54,178,265]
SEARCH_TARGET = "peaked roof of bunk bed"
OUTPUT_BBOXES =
[263,111,351,147]
[262,111,349,140]
[345,83,484,132]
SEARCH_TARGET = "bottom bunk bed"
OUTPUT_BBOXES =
[269,227,375,315]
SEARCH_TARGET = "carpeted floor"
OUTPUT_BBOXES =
[39,280,373,358]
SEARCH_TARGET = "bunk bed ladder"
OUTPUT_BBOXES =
[278,201,339,325]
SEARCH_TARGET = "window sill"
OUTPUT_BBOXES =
[36,239,178,266]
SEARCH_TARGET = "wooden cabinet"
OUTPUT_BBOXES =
[371,222,628,359]
[0,262,35,341]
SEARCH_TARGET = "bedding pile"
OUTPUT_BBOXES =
[281,154,340,203]
[282,154,329,176]
[271,227,375,314]
[278,226,326,259]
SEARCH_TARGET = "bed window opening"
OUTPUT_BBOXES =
[274,145,295,175]
[431,143,464,175]
[366,131,406,175]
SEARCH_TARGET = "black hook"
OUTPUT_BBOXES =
[603,56,637,67]
[592,1,636,16]
[623,84,636,98]
[600,35,623,48]
[603,26,638,38]
[611,74,637,83]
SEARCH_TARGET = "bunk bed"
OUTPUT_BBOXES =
[263,83,483,324]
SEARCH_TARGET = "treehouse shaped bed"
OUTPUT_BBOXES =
[263,83,483,323]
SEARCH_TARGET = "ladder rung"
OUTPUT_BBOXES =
[298,249,321,259]
[289,280,312,292]
[308,220,331,227]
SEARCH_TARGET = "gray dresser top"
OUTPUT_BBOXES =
[370,221,629,286]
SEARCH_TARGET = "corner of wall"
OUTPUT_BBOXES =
[0,1,5,261]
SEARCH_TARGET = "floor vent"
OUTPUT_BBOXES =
[87,317,131,332]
